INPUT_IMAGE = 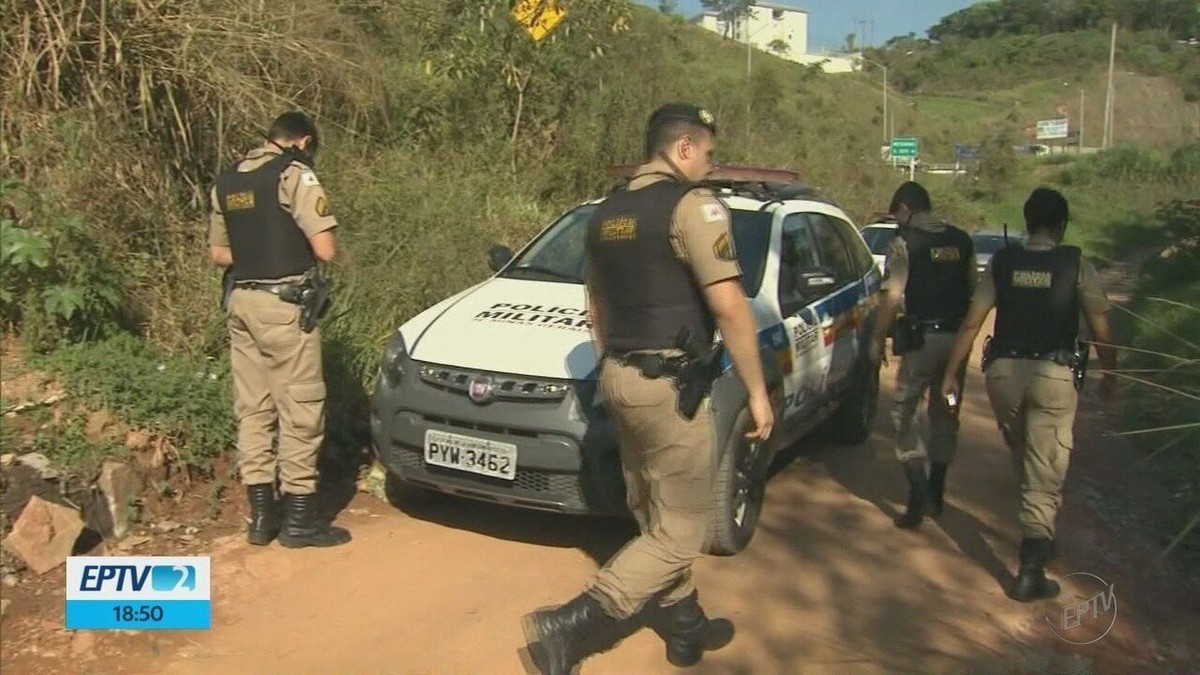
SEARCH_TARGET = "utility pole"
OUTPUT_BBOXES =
[1103,21,1117,149]
[1079,88,1085,151]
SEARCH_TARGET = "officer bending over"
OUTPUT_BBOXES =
[208,111,349,549]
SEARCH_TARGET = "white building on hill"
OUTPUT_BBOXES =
[693,2,857,74]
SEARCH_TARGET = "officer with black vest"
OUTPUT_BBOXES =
[870,181,975,530]
[520,103,773,674]
[207,111,350,549]
[942,187,1117,602]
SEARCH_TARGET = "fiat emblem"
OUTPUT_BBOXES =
[468,375,495,404]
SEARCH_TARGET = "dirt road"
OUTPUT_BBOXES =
[4,333,1198,674]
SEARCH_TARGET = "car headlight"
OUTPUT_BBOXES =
[381,331,408,387]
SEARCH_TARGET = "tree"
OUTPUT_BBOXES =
[768,38,791,56]
[845,32,858,52]
[658,0,678,15]
[701,0,752,39]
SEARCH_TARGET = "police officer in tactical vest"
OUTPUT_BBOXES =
[942,187,1117,602]
[208,111,350,549]
[870,181,975,530]
[520,103,773,675]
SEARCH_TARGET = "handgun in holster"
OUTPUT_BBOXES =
[891,315,925,356]
[1068,339,1089,391]
[673,327,725,421]
[981,334,996,372]
[278,268,334,333]
[220,267,235,313]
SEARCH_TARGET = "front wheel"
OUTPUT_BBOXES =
[708,407,773,556]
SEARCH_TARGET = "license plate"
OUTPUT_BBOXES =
[423,429,517,481]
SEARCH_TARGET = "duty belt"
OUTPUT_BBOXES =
[918,318,962,333]
[993,347,1074,365]
[608,351,687,379]
[233,280,301,299]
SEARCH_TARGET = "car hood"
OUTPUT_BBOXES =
[403,278,597,380]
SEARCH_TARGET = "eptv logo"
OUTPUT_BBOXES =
[78,563,198,593]
[66,556,211,630]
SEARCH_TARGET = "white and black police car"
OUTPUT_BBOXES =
[370,166,883,554]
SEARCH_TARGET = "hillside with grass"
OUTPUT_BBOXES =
[1,0,1197,556]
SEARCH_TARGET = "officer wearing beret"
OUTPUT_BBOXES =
[520,103,773,674]
[208,111,350,549]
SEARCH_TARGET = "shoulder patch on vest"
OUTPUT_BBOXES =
[702,202,725,223]
[713,231,737,261]
[300,171,320,187]
[315,196,331,218]
[930,246,961,262]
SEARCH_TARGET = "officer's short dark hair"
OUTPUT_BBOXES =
[268,111,319,153]
[1024,187,1070,234]
[644,102,717,159]
[888,181,932,214]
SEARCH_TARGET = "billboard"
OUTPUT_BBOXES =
[1036,118,1070,140]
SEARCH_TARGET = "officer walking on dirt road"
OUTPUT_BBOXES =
[870,181,975,530]
[941,187,1117,602]
[207,111,350,549]
[520,103,774,674]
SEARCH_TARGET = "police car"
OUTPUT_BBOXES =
[370,166,883,555]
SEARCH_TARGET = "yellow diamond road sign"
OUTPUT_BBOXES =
[512,0,567,41]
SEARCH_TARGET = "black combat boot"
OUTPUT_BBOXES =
[894,460,932,529]
[245,483,281,546]
[521,592,627,675]
[928,462,949,517]
[277,492,351,548]
[646,591,735,668]
[1011,537,1061,602]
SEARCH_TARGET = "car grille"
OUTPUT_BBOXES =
[417,363,570,402]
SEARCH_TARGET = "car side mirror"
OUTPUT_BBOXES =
[488,244,514,272]
[801,271,837,292]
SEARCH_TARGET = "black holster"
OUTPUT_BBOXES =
[673,327,724,421]
[277,268,333,333]
[220,268,235,312]
[892,315,925,356]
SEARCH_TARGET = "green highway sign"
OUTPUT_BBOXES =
[891,137,919,158]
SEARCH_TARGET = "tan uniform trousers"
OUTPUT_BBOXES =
[227,288,326,495]
[984,358,1077,540]
[586,357,717,619]
[892,331,966,464]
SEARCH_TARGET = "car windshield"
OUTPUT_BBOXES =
[859,226,897,255]
[500,203,771,296]
[972,234,1018,254]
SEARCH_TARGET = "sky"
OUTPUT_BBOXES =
[637,1,981,52]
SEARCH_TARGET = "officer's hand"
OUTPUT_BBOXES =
[940,375,960,403]
[745,392,774,442]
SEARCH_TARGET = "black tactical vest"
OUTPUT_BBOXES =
[992,245,1081,354]
[585,178,717,352]
[213,153,316,282]
[901,225,974,323]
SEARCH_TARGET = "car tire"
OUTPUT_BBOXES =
[829,357,880,445]
[708,407,772,556]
